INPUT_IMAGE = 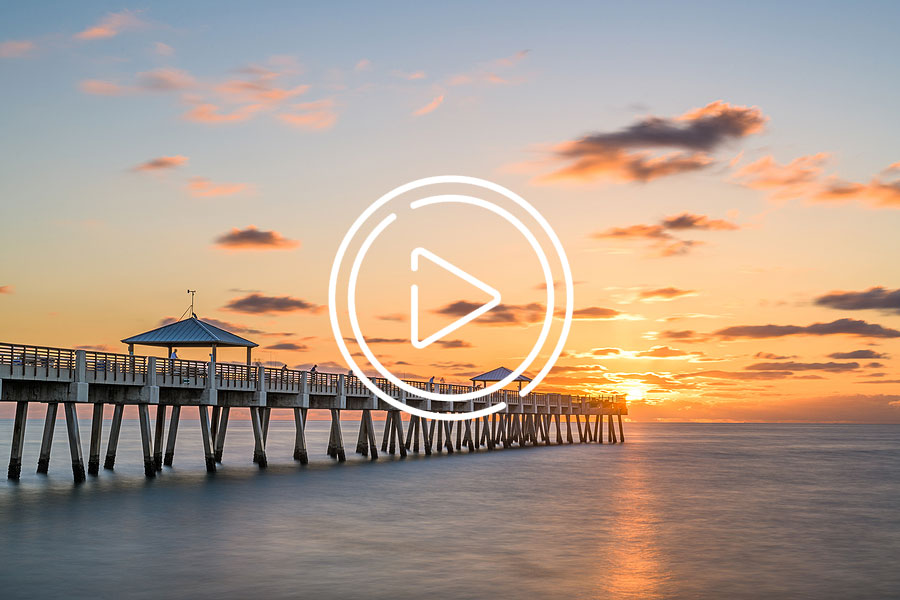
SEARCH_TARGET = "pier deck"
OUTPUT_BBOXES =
[1,342,627,483]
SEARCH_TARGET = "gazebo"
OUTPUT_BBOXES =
[471,366,533,391]
[121,315,258,364]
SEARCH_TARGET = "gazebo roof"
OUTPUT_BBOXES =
[471,366,532,383]
[121,316,258,348]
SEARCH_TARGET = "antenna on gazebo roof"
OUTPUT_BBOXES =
[187,289,197,319]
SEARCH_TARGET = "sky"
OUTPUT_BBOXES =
[1,1,899,422]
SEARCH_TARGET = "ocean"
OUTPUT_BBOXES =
[1,419,898,599]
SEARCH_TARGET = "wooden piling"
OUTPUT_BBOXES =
[392,413,407,458]
[424,418,435,455]
[404,415,415,451]
[152,404,166,472]
[104,404,124,470]
[210,406,220,446]
[249,406,267,468]
[163,405,180,466]
[137,404,155,478]
[411,416,421,453]
[198,406,216,472]
[7,401,28,480]
[64,402,86,483]
[214,406,229,463]
[88,403,104,475]
[37,403,58,474]
[565,414,574,444]
[330,409,346,462]
[608,413,617,443]
[364,409,378,460]
[356,414,369,455]
[594,414,602,443]
[455,418,462,451]
[444,420,454,453]
[617,412,625,442]
[381,412,391,452]
[293,407,309,463]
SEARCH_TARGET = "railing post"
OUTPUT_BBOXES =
[254,365,267,407]
[337,374,346,409]
[143,357,159,404]
[202,358,217,406]
[67,350,88,402]
[299,371,309,407]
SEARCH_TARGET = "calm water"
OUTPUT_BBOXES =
[0,419,898,599]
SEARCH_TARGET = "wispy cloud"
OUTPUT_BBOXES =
[187,177,248,197]
[279,99,338,130]
[594,212,740,257]
[0,285,14,294]
[638,287,697,302]
[413,94,444,116]
[715,318,900,339]
[0,40,35,58]
[75,10,145,41]
[223,293,322,314]
[183,103,263,124]
[214,226,299,250]
[132,155,188,172]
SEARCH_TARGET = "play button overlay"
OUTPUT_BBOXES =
[410,247,501,349]
[328,175,574,422]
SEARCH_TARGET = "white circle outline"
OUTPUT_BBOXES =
[349,195,553,402]
[328,176,575,421]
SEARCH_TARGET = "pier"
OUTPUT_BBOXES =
[1,333,627,484]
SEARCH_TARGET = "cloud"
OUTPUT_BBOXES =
[680,370,795,381]
[136,68,196,91]
[183,103,262,124]
[354,58,371,71]
[266,342,308,351]
[447,50,530,87]
[348,336,471,348]
[569,306,639,320]
[0,285,14,294]
[187,177,247,197]
[376,313,407,322]
[0,40,35,58]
[634,346,701,359]
[754,352,795,360]
[216,68,309,105]
[715,318,900,339]
[80,79,129,96]
[413,94,444,116]
[538,101,766,183]
[594,212,739,257]
[214,226,299,250]
[746,361,859,372]
[735,153,900,208]
[132,155,188,172]
[815,287,900,314]
[153,42,174,56]
[223,293,322,314]
[658,329,710,344]
[75,10,144,41]
[638,287,697,302]
[279,99,338,130]
[592,348,622,356]
[393,70,426,80]
[434,300,545,325]
[828,350,887,359]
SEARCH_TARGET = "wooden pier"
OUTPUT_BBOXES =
[1,342,627,483]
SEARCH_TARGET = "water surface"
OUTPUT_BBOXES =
[1,420,898,599]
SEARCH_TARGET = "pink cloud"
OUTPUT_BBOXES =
[279,99,337,130]
[413,94,444,116]
[183,103,262,124]
[0,40,35,58]
[132,155,189,172]
[187,177,248,198]
[75,10,144,41]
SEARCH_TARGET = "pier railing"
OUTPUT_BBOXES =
[0,341,626,409]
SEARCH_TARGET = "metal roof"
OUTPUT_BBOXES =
[471,366,532,382]
[121,316,258,348]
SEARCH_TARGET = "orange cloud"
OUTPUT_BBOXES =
[535,101,766,184]
[638,287,697,302]
[75,10,144,41]
[79,79,128,96]
[183,103,262,124]
[132,155,188,172]
[0,285,13,294]
[393,70,426,80]
[735,154,900,208]
[187,177,247,197]
[594,212,739,257]
[0,40,35,58]
[279,99,337,130]
[214,226,299,250]
[413,94,444,116]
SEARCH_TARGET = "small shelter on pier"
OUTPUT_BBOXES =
[471,366,532,391]
[121,315,258,364]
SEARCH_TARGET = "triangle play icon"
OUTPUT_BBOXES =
[410,247,502,349]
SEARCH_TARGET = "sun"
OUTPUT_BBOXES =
[625,387,646,402]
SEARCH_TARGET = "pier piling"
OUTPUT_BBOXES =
[37,403,58,474]
[104,404,124,470]
[64,402,86,483]
[163,405,180,467]
[88,403,104,475]
[7,401,28,480]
